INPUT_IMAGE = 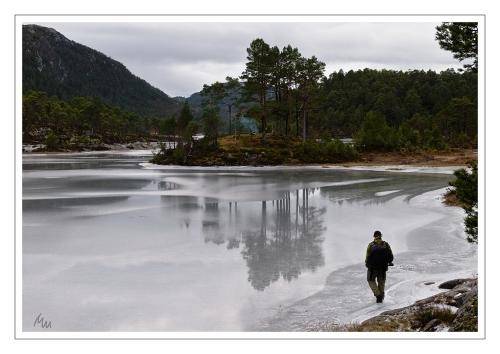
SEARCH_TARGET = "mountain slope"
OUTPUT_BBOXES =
[22,24,180,117]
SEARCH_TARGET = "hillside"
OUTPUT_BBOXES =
[22,24,180,117]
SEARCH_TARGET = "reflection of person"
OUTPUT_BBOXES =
[365,230,394,303]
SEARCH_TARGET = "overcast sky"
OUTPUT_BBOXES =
[36,22,461,97]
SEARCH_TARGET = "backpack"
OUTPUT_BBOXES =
[367,241,390,269]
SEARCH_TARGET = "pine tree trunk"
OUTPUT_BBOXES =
[261,92,266,142]
[295,106,299,138]
[286,91,291,137]
[301,98,309,142]
[228,104,232,135]
[302,107,307,141]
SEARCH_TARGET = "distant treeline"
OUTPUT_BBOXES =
[23,91,165,149]
[319,69,477,150]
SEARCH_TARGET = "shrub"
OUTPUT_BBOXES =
[294,139,358,163]
[423,127,447,150]
[452,132,472,148]
[450,161,478,242]
[355,111,400,151]
[66,134,92,149]
[44,131,59,150]
[324,139,358,161]
[399,122,421,151]
[412,306,456,326]
[171,147,187,164]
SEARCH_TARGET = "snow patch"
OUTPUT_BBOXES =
[375,190,401,197]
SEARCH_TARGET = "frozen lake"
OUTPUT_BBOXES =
[22,151,477,331]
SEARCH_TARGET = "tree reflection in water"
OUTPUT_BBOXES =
[202,199,225,245]
[197,189,325,292]
[241,189,326,290]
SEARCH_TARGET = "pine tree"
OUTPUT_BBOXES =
[436,22,478,72]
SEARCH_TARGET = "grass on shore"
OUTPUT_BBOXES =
[320,306,456,332]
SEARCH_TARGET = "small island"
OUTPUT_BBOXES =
[150,133,476,167]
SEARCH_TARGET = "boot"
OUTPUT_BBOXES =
[376,295,383,303]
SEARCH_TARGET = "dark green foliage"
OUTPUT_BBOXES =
[186,79,245,133]
[354,108,458,152]
[44,131,59,150]
[240,38,275,136]
[449,161,478,242]
[451,162,478,213]
[171,146,188,165]
[151,134,358,166]
[354,111,400,151]
[152,104,198,164]
[23,90,161,148]
[177,102,194,134]
[151,137,213,166]
[436,22,478,72]
[151,141,190,166]
[436,96,477,147]
[160,117,177,136]
[321,69,477,144]
[398,113,448,151]
[23,25,180,117]
[201,81,226,105]
[295,56,326,140]
[200,81,227,145]
[464,209,478,243]
[240,39,325,140]
[398,121,420,151]
[294,139,358,163]
[182,121,198,142]
[202,106,221,147]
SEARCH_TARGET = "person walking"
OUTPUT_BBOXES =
[365,230,394,303]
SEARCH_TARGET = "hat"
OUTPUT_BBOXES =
[373,230,382,238]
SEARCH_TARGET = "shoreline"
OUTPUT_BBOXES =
[339,149,477,168]
[21,141,163,154]
[149,134,477,167]
[139,162,463,175]
[23,146,476,172]
[327,278,478,332]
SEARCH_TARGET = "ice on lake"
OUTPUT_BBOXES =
[22,152,477,331]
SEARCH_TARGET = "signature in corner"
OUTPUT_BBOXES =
[33,313,52,329]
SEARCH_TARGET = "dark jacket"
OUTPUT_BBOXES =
[365,239,394,271]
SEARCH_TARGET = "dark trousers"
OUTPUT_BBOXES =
[367,268,386,296]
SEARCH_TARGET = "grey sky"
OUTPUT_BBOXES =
[36,22,461,97]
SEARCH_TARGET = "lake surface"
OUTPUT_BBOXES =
[22,151,477,331]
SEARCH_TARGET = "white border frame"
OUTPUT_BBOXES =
[14,14,486,340]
